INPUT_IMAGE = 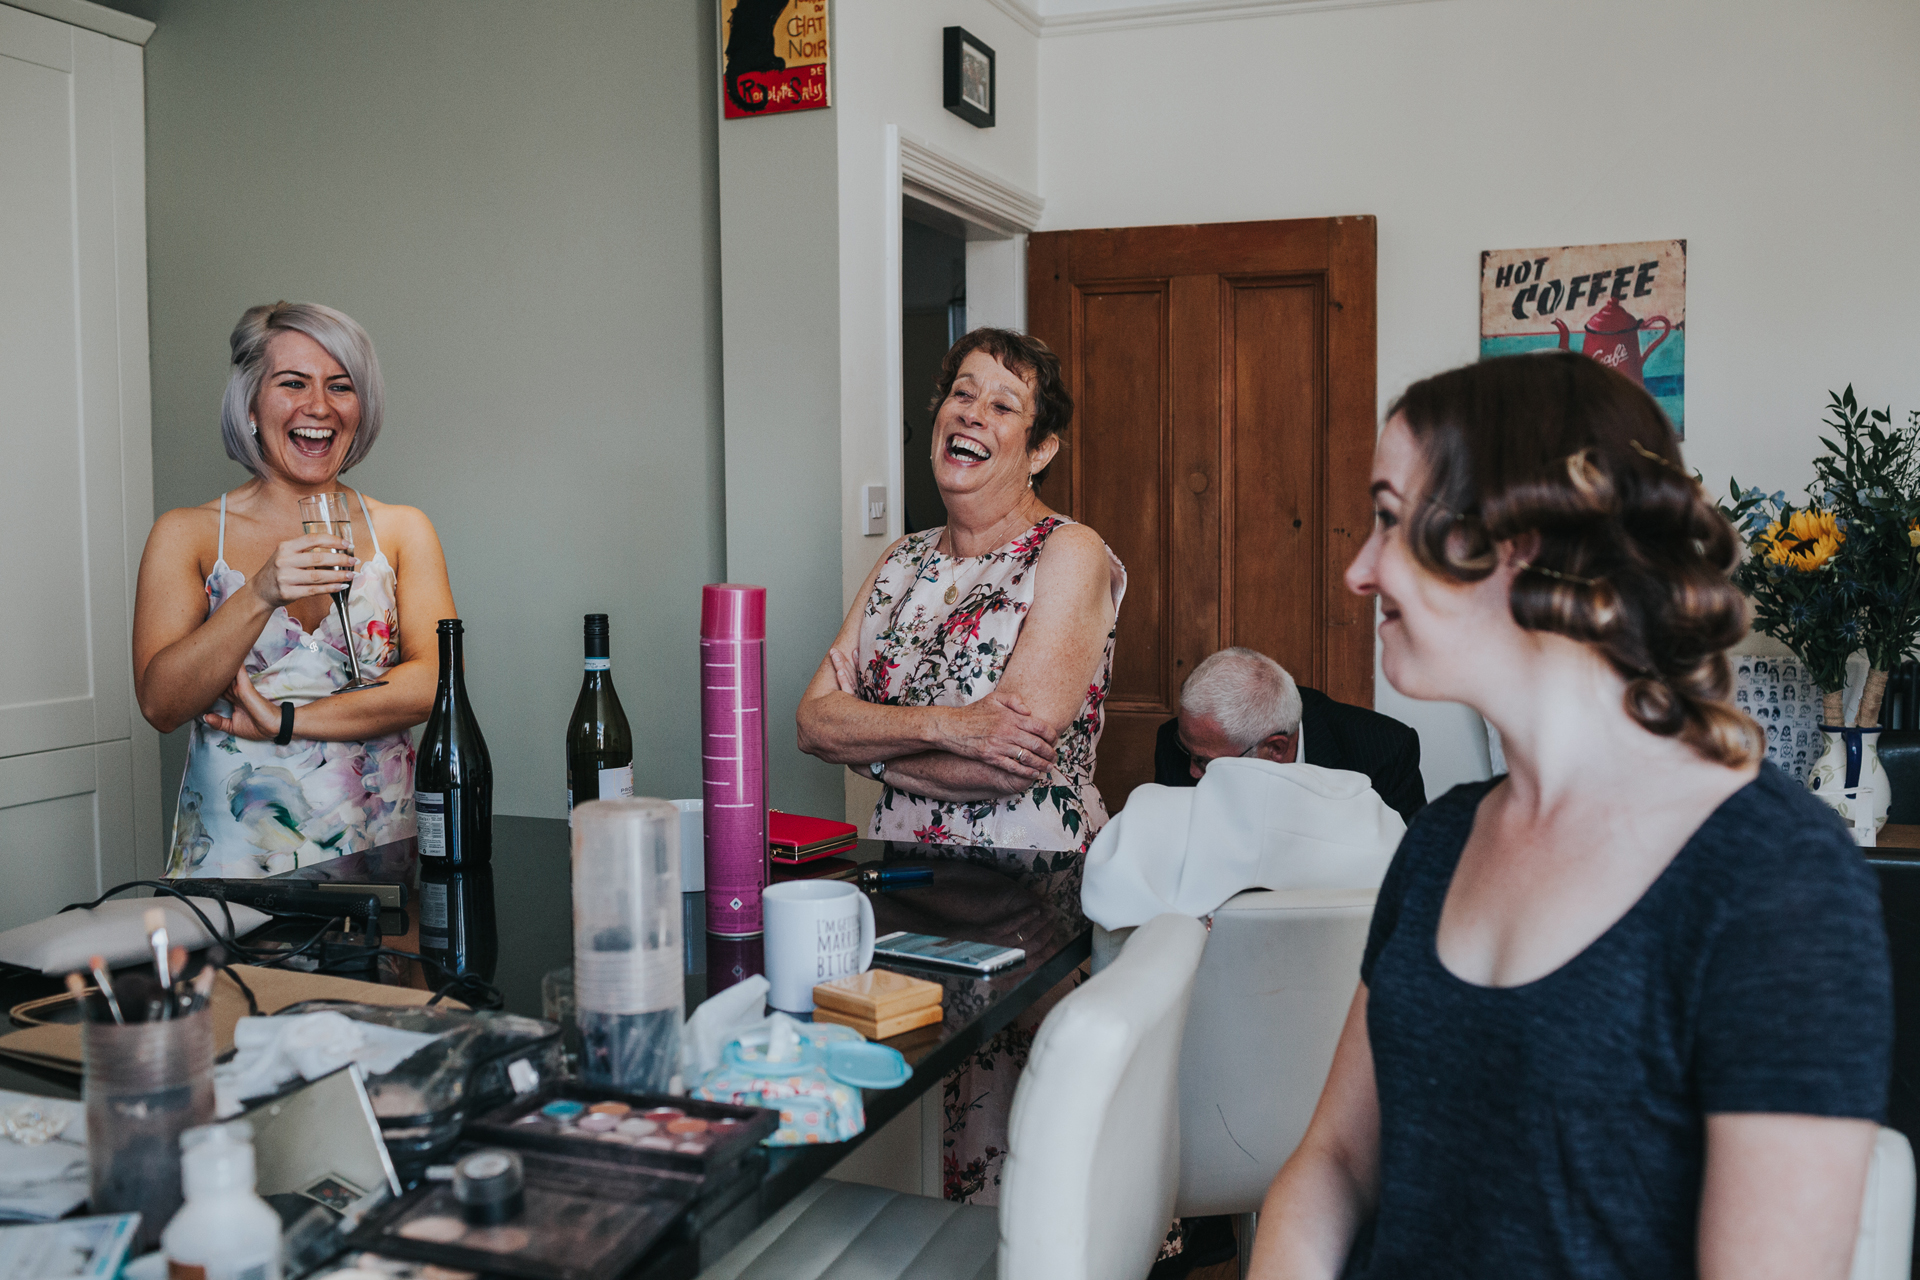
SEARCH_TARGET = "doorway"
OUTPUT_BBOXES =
[901,217,965,534]
[1028,216,1379,812]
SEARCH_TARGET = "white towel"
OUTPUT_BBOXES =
[1081,757,1405,930]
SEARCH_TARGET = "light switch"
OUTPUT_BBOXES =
[862,483,887,536]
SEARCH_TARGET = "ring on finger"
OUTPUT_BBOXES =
[1015,748,1026,764]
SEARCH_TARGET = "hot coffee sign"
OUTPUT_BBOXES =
[1481,239,1687,434]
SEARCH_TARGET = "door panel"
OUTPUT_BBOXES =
[1030,217,1376,812]
[0,742,135,931]
[1072,286,1169,808]
[0,20,138,759]
[1226,278,1323,688]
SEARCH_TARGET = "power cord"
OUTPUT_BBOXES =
[57,880,491,1012]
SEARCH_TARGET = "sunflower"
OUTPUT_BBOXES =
[1760,508,1845,572]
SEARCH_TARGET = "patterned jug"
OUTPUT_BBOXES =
[1808,725,1891,838]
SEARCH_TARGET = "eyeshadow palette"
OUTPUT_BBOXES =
[468,1084,778,1177]
[348,1145,696,1280]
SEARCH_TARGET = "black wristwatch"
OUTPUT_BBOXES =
[274,701,296,746]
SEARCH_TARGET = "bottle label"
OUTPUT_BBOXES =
[598,765,635,800]
[575,948,682,1016]
[421,880,449,938]
[585,657,610,671]
[417,790,447,858]
[169,1256,278,1280]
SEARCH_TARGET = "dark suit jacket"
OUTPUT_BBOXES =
[1152,686,1427,823]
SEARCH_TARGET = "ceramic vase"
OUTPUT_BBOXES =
[1808,725,1891,836]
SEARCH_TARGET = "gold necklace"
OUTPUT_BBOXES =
[943,497,1039,607]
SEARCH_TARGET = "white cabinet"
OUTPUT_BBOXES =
[0,3,156,927]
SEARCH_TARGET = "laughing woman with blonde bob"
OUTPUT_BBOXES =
[134,302,456,877]
[1252,352,1891,1279]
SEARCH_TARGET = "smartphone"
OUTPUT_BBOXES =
[873,931,1026,975]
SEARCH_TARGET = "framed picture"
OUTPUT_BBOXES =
[943,27,994,128]
[1480,239,1687,434]
[720,0,830,120]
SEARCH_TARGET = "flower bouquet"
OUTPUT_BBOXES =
[1723,387,1920,727]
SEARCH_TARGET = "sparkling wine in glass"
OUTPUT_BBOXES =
[297,492,387,693]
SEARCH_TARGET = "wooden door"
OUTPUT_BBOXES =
[1027,218,1376,813]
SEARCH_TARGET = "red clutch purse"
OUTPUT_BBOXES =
[768,809,860,863]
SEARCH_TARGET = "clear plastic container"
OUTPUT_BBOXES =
[571,798,685,1092]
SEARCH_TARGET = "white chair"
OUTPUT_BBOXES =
[1851,1126,1916,1280]
[699,911,1209,1280]
[1094,887,1374,1218]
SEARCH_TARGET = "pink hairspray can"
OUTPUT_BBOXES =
[700,584,769,937]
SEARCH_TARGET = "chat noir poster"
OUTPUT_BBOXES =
[721,0,829,119]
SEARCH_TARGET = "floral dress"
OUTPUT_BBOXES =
[855,516,1126,855]
[166,492,415,878]
[854,515,1125,1204]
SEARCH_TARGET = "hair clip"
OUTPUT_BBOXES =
[1629,439,1693,478]
[1516,560,1601,587]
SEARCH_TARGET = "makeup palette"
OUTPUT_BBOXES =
[349,1146,696,1280]
[468,1084,777,1177]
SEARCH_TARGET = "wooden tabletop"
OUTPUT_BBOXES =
[1879,824,1920,850]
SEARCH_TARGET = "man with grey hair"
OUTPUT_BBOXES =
[1153,647,1425,822]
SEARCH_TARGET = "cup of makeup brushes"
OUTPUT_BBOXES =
[83,1004,215,1248]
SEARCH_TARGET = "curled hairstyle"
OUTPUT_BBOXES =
[930,328,1073,485]
[1391,351,1758,767]
[221,301,385,480]
[1180,647,1304,749]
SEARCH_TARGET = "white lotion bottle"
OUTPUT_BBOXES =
[162,1121,282,1280]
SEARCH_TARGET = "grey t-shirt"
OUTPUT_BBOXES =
[1348,763,1892,1279]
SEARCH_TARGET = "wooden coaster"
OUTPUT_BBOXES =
[813,968,943,1021]
[812,1001,945,1041]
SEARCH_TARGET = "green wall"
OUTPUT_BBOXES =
[135,0,726,837]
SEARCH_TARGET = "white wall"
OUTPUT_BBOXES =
[832,0,1042,603]
[717,0,1042,823]
[1038,0,1920,796]
[139,0,725,835]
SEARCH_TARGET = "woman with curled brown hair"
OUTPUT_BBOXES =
[1251,352,1891,1280]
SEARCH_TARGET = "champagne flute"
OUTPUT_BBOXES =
[297,492,387,693]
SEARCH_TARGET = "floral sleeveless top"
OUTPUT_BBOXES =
[855,517,1127,853]
[166,492,416,878]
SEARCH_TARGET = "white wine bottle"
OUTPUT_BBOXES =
[416,619,492,868]
[567,613,634,823]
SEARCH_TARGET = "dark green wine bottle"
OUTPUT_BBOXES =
[416,619,492,868]
[567,613,634,823]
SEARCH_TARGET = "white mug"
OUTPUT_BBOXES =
[762,880,875,1013]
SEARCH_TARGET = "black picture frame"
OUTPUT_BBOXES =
[943,27,995,129]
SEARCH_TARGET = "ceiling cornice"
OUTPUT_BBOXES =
[982,0,1444,39]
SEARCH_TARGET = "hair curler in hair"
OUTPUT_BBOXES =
[700,584,770,938]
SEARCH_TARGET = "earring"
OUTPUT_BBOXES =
[249,419,259,438]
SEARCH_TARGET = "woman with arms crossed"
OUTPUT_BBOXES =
[798,328,1124,1200]
[134,302,456,877]
[798,327,1124,877]
[1253,352,1891,1279]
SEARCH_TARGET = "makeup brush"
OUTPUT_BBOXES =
[64,972,92,1022]
[167,946,189,1015]
[88,955,125,1025]
[145,908,173,991]
[188,963,217,1013]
